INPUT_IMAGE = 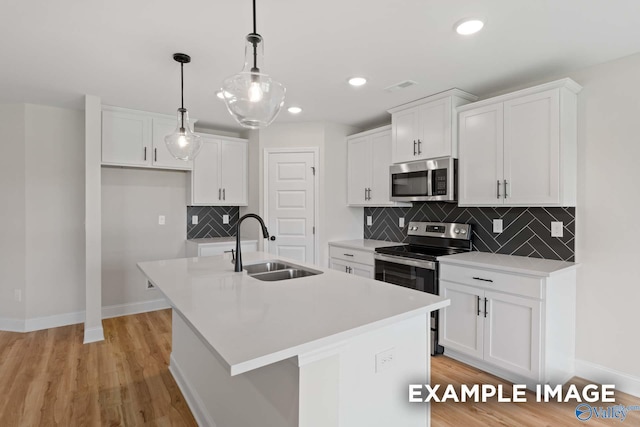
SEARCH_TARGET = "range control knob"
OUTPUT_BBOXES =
[460,229,467,234]
[454,229,460,234]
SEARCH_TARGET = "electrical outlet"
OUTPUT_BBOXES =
[367,216,373,226]
[146,280,155,290]
[375,348,395,373]
[399,217,405,228]
[192,215,198,225]
[223,214,230,224]
[14,289,22,302]
[551,221,564,238]
[493,219,503,233]
[158,215,165,225]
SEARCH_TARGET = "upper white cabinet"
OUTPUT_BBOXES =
[347,126,408,207]
[388,89,478,163]
[101,106,195,170]
[458,78,582,207]
[188,134,248,206]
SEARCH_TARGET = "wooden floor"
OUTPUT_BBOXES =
[0,310,638,426]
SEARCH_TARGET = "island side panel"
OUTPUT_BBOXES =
[169,310,300,427]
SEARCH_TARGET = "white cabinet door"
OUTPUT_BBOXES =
[503,90,560,205]
[351,263,374,279]
[190,136,221,205]
[369,130,392,205]
[330,258,351,274]
[392,107,420,163]
[347,135,371,205]
[220,140,248,206]
[151,117,193,170]
[483,291,541,380]
[458,103,504,206]
[439,281,484,359]
[417,97,451,159]
[102,110,151,166]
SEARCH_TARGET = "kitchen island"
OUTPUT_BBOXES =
[138,252,449,427]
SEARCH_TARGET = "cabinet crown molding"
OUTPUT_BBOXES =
[102,104,198,124]
[347,124,391,139]
[457,78,583,113]
[387,88,478,114]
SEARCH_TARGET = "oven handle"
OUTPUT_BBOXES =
[374,253,436,270]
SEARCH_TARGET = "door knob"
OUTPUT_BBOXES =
[269,236,276,241]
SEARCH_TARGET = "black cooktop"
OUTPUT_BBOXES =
[375,245,467,261]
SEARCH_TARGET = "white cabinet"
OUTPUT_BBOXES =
[328,244,375,279]
[388,89,477,163]
[101,106,195,170]
[188,134,248,206]
[347,126,409,207]
[438,257,576,388]
[458,78,581,207]
[186,239,257,258]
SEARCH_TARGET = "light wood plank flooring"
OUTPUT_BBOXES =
[1,310,638,426]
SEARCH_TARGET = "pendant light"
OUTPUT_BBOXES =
[165,53,201,161]
[221,0,286,129]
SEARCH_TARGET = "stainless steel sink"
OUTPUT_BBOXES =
[244,261,323,281]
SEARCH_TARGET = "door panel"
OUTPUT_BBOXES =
[191,136,221,205]
[439,281,484,359]
[220,140,247,205]
[392,108,420,163]
[101,110,151,166]
[347,136,371,205]
[267,152,316,264]
[151,118,193,170]
[419,98,451,159]
[370,130,392,204]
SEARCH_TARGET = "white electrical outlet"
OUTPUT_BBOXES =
[223,214,230,224]
[493,219,503,233]
[375,348,395,373]
[367,216,373,226]
[14,289,22,302]
[399,217,405,228]
[158,215,165,225]
[192,215,198,225]
[551,221,564,238]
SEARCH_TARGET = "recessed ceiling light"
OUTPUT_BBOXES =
[455,18,484,35]
[288,106,302,114]
[348,77,367,87]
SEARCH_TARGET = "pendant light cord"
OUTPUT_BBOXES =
[251,0,259,71]
[180,61,185,131]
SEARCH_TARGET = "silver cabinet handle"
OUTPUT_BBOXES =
[477,296,481,316]
[154,148,157,162]
[218,188,221,200]
[367,188,371,200]
[504,180,508,199]
[364,187,367,201]
[417,139,422,155]
[144,147,147,161]
[484,298,488,318]
[496,180,501,199]
[349,267,353,273]
[223,188,226,200]
[413,140,417,156]
[345,265,349,273]
[344,253,354,257]
[473,276,494,283]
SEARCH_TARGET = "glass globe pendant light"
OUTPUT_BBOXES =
[221,0,286,129]
[165,53,202,160]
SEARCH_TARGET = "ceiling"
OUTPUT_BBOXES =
[2,0,640,132]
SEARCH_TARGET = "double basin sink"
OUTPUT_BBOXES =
[244,261,323,282]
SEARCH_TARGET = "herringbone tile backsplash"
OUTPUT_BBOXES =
[187,206,239,239]
[364,204,575,261]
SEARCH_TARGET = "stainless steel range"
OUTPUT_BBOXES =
[374,221,472,355]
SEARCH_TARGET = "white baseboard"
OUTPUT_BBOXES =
[102,298,170,319]
[575,359,640,398]
[0,317,26,332]
[83,326,105,344]
[169,354,216,427]
[24,310,85,332]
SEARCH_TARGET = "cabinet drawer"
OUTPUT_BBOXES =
[440,263,543,299]
[329,246,373,266]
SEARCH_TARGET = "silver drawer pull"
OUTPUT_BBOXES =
[473,276,493,283]
[344,253,354,257]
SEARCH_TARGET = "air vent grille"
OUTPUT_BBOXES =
[384,80,418,92]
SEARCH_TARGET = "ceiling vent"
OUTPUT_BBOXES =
[384,80,418,92]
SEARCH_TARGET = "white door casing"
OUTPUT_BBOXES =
[265,149,318,264]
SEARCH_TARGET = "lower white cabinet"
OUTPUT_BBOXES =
[186,239,257,258]
[328,244,375,279]
[438,258,576,389]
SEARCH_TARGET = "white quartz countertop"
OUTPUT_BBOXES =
[186,237,258,245]
[438,252,578,277]
[138,252,448,376]
[328,239,404,253]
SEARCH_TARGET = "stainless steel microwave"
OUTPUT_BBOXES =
[389,158,457,202]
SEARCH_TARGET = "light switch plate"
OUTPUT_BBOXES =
[223,214,230,224]
[192,215,198,225]
[375,348,395,373]
[399,217,405,228]
[493,219,503,233]
[158,215,165,225]
[551,221,564,237]
[367,216,373,226]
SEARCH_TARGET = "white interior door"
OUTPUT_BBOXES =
[266,151,316,264]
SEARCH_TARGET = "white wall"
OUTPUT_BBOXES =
[0,105,26,324]
[101,167,187,308]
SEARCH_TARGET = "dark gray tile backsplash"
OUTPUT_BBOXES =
[364,204,575,261]
[187,206,239,239]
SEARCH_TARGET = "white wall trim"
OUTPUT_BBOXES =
[25,310,85,332]
[169,354,217,427]
[0,317,26,332]
[575,359,640,398]
[83,326,105,344]
[102,298,170,319]
[263,147,321,266]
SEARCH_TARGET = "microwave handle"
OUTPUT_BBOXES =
[426,169,433,197]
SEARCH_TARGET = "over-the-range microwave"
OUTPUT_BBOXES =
[389,157,457,202]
